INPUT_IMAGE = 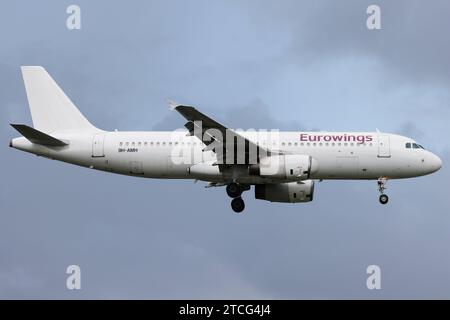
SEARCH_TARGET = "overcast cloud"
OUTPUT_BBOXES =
[1,0,450,299]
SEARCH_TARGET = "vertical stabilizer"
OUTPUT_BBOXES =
[21,66,100,133]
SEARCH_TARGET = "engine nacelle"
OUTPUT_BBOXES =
[249,155,318,181]
[254,180,315,203]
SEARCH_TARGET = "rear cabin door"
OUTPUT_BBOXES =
[377,134,391,158]
[92,133,105,157]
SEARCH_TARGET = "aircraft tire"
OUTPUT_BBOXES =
[231,197,245,213]
[379,194,389,205]
[226,183,242,198]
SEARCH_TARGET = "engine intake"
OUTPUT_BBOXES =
[255,180,315,203]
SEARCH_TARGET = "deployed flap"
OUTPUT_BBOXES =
[10,124,68,146]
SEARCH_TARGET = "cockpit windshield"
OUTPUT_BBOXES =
[406,142,425,149]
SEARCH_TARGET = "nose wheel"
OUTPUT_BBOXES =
[379,194,389,204]
[377,178,389,205]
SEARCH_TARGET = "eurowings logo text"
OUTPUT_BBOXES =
[300,133,373,144]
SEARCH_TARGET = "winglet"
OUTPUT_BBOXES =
[167,99,181,111]
[10,124,68,146]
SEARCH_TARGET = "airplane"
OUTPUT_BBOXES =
[9,66,442,213]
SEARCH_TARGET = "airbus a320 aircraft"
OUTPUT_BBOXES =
[10,67,442,213]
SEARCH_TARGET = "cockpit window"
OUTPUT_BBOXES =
[412,143,425,149]
[406,143,411,149]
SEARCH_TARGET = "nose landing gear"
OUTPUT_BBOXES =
[379,194,389,204]
[377,178,389,205]
[227,183,250,213]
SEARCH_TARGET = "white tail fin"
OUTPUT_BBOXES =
[21,66,100,133]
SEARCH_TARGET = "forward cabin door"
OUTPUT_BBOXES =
[377,134,391,158]
[92,133,105,157]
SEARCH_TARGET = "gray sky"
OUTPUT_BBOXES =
[1,0,450,299]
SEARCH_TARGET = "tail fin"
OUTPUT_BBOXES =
[21,66,100,133]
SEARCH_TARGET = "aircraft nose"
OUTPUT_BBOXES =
[429,153,442,173]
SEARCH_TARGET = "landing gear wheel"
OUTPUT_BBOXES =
[226,183,242,198]
[231,197,245,213]
[377,178,389,205]
[379,194,389,205]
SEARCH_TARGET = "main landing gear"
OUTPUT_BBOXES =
[226,183,243,198]
[227,183,250,213]
[377,178,389,205]
[231,197,245,213]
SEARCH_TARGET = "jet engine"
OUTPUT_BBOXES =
[254,180,315,203]
[249,155,318,180]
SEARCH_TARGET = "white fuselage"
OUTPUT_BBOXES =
[11,130,442,183]
[12,66,443,210]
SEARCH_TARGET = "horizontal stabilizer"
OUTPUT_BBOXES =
[10,124,68,146]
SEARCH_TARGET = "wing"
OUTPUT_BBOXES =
[171,102,272,165]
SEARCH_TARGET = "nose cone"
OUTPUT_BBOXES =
[429,153,442,173]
